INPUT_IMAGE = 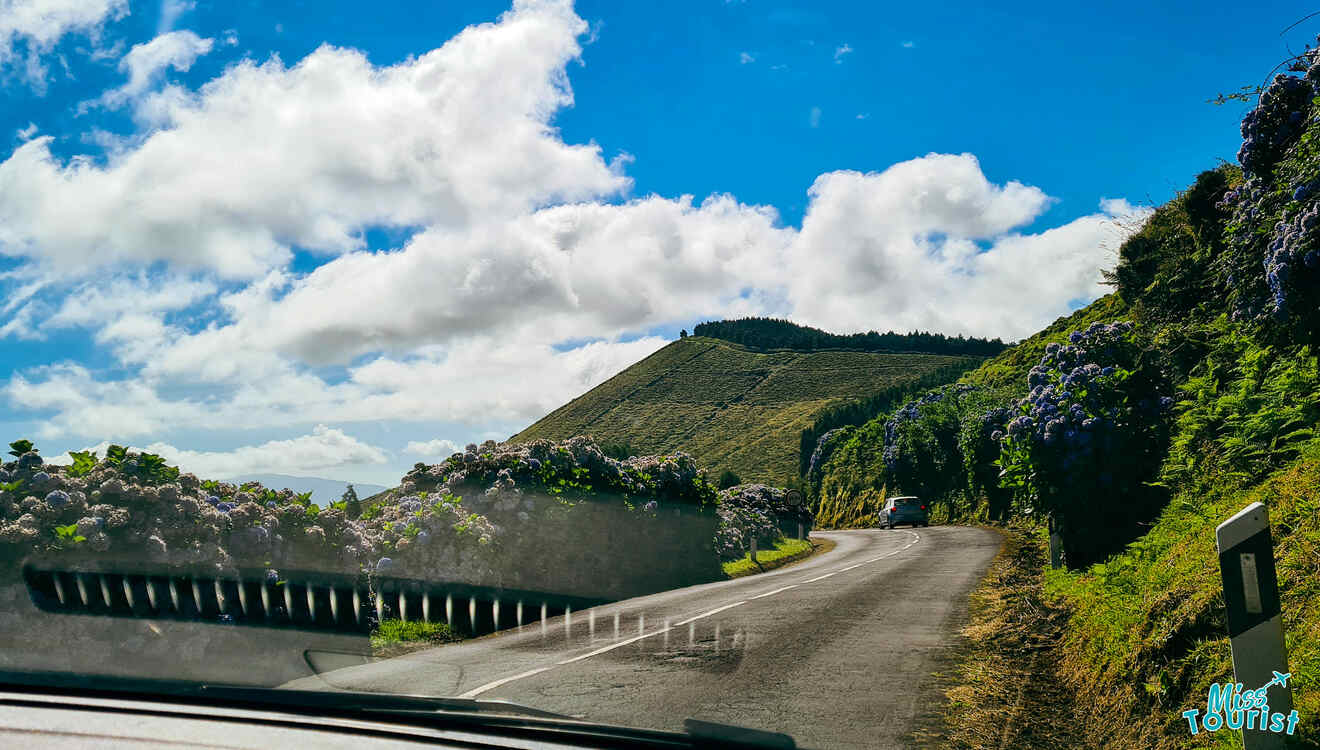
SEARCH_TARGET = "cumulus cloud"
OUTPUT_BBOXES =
[98,30,213,108]
[0,0,128,91]
[0,0,627,278]
[739,51,754,64]
[82,424,388,477]
[785,154,1146,338]
[405,438,461,458]
[134,193,790,369]
[833,43,853,62]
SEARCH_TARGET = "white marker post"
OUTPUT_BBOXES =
[1216,502,1291,749]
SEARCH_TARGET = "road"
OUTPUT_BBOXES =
[288,526,1002,749]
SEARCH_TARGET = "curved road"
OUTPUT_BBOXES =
[290,527,1001,749]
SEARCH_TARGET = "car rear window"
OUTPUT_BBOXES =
[896,498,920,507]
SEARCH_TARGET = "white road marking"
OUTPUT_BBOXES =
[749,584,798,600]
[456,666,552,697]
[458,529,922,698]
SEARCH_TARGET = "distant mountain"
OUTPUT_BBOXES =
[221,473,387,502]
[510,335,985,485]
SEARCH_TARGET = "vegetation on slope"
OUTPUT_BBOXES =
[511,336,979,485]
[817,48,1320,747]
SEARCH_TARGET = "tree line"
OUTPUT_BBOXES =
[691,317,1010,356]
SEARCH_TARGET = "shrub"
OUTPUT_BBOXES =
[995,322,1173,568]
[715,483,811,562]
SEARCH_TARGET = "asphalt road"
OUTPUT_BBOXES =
[289,526,1002,749]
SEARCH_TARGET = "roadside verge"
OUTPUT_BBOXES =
[913,525,1083,749]
[723,535,836,579]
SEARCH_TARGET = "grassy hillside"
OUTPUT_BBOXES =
[510,336,977,485]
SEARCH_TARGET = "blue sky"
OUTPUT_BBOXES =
[0,0,1311,486]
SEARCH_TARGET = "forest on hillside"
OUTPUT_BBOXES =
[691,317,1009,356]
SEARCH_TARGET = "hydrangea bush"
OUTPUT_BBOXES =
[1216,46,1320,336]
[714,484,812,561]
[995,322,1173,567]
[881,384,979,509]
[0,436,722,601]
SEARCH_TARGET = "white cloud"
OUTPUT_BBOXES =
[0,0,128,91]
[901,40,915,49]
[83,424,388,477]
[739,51,754,64]
[833,43,853,62]
[133,194,790,369]
[855,113,869,120]
[157,0,193,34]
[6,335,671,441]
[0,0,628,279]
[809,106,821,128]
[98,30,213,108]
[785,154,1147,339]
[405,438,461,458]
[15,122,37,139]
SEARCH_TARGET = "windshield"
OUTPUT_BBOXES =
[2,2,1319,749]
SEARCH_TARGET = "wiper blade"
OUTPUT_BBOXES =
[196,684,571,719]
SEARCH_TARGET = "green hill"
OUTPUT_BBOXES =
[510,335,980,485]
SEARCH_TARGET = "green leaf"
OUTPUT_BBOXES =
[7,439,34,458]
[66,450,98,478]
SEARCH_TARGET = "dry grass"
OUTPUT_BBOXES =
[915,526,1084,750]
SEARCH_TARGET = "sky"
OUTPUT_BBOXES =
[0,0,1312,486]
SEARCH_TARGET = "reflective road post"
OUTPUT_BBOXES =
[1216,502,1292,749]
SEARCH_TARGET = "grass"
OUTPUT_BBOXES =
[511,336,974,485]
[370,618,463,657]
[722,536,817,578]
[1041,443,1320,749]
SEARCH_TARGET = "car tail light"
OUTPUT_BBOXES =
[921,505,926,510]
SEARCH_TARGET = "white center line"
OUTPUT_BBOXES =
[749,584,798,600]
[458,530,922,698]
